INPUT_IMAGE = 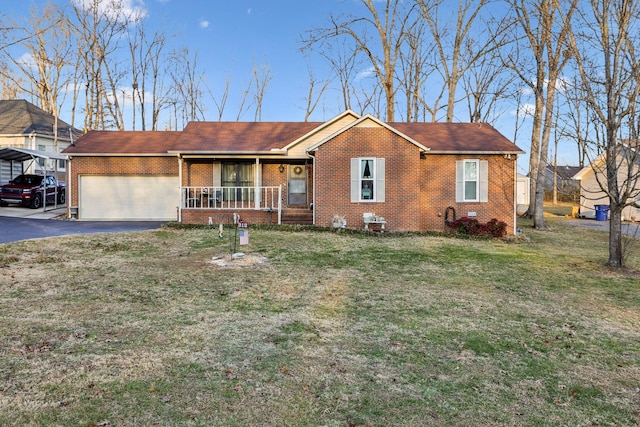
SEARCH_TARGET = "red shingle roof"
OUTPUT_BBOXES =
[391,122,522,153]
[64,120,523,155]
[63,131,182,155]
[173,121,323,152]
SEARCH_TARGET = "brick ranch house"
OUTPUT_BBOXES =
[63,110,524,233]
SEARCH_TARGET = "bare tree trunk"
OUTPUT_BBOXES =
[301,0,417,121]
[567,0,640,267]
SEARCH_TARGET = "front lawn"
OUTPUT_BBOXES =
[0,218,638,426]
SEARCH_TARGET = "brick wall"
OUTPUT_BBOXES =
[181,209,276,225]
[184,161,212,186]
[314,127,423,232]
[422,154,516,233]
[69,144,516,232]
[313,126,516,233]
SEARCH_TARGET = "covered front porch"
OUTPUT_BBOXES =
[178,185,283,223]
[176,150,315,226]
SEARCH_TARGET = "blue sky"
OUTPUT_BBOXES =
[3,0,584,172]
[148,0,342,121]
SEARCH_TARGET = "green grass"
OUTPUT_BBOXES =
[0,217,638,426]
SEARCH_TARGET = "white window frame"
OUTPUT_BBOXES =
[360,157,375,201]
[351,157,385,203]
[463,159,479,202]
[456,159,488,203]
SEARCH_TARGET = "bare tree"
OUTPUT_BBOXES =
[567,0,640,267]
[167,47,205,128]
[251,64,272,122]
[504,0,578,229]
[417,0,502,122]
[0,3,75,156]
[0,62,24,99]
[301,57,330,121]
[302,0,418,121]
[397,17,433,122]
[462,46,517,123]
[560,78,594,169]
[0,4,71,112]
[71,0,147,130]
[128,24,168,130]
[235,78,253,122]
[313,38,361,113]
[205,76,232,122]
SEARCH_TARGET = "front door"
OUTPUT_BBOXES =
[288,165,307,206]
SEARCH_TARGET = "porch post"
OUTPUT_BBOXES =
[255,158,260,209]
[278,184,282,224]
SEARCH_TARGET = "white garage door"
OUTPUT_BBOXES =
[79,175,179,220]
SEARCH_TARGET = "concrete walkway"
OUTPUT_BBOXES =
[0,205,67,219]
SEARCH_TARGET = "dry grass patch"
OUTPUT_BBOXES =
[0,223,639,426]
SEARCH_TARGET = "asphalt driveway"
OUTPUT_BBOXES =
[0,212,165,244]
[561,218,640,237]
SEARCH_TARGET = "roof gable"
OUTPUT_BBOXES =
[545,165,582,180]
[574,142,640,179]
[307,114,430,153]
[280,110,361,153]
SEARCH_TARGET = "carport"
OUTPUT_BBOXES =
[0,146,67,212]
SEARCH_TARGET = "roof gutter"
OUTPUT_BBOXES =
[168,150,287,156]
[1,132,76,143]
[426,150,526,155]
[62,152,178,157]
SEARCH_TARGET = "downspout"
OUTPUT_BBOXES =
[178,155,183,223]
[307,150,316,225]
[513,156,517,235]
[67,128,74,219]
[67,156,72,219]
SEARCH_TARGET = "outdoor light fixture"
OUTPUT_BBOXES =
[279,164,285,173]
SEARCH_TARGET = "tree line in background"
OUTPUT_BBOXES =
[1,0,639,267]
[0,1,273,131]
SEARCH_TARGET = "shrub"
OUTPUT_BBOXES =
[448,217,507,238]
[483,218,508,238]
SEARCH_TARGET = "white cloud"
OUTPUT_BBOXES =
[199,19,209,29]
[515,103,536,118]
[71,0,148,23]
[247,8,252,15]
[356,66,376,80]
[17,53,36,70]
[552,76,571,93]
[519,86,533,96]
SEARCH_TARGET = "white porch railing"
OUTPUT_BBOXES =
[181,185,282,220]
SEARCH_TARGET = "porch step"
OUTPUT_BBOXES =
[281,209,313,225]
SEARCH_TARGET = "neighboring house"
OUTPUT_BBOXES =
[516,173,530,213]
[63,111,525,233]
[573,145,640,221]
[542,165,581,199]
[0,99,82,183]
